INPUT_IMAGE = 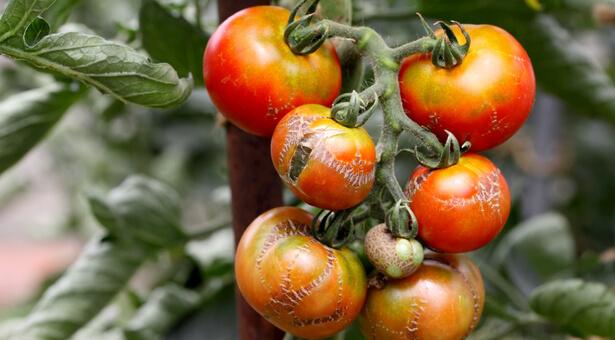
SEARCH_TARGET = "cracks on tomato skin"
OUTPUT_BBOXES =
[425,257,482,340]
[267,91,296,118]
[257,219,312,296]
[440,169,504,219]
[279,113,375,190]
[257,218,349,328]
[404,170,430,202]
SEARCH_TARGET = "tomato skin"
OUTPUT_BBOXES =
[203,6,342,137]
[235,207,367,339]
[404,153,511,253]
[399,24,535,151]
[271,104,376,211]
[358,253,485,340]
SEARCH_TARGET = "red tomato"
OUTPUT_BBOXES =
[203,6,342,137]
[235,207,367,339]
[399,24,535,151]
[358,252,485,340]
[404,153,511,253]
[271,104,376,211]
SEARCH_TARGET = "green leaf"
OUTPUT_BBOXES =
[0,81,85,175]
[517,14,615,121]
[12,235,152,340]
[123,284,201,340]
[41,0,84,32]
[24,16,50,46]
[0,32,193,109]
[139,0,208,86]
[492,212,575,287]
[0,0,56,44]
[90,175,186,248]
[530,279,615,338]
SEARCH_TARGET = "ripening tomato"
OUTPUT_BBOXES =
[399,24,535,151]
[358,252,485,340]
[404,152,511,253]
[203,6,342,137]
[235,207,367,339]
[271,104,376,211]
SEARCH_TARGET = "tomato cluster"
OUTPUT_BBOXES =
[205,4,535,340]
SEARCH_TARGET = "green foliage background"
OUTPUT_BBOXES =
[0,0,613,339]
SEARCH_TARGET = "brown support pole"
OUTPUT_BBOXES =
[216,1,285,340]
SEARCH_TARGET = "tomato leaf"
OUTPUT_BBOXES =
[491,212,575,294]
[9,176,187,340]
[123,284,202,340]
[41,0,85,32]
[88,175,186,248]
[24,16,50,46]
[11,234,152,340]
[529,279,615,338]
[515,15,615,121]
[139,0,208,86]
[124,274,233,340]
[0,81,86,175]
[0,31,193,108]
[0,0,56,45]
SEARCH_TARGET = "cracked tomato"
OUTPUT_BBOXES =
[399,24,535,151]
[235,207,367,339]
[358,252,485,340]
[203,6,341,137]
[271,104,376,211]
[404,153,510,253]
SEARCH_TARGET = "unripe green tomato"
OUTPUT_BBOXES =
[364,224,424,279]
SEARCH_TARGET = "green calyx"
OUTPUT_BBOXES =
[331,90,379,128]
[385,199,418,239]
[418,14,471,69]
[284,0,330,55]
[311,208,358,249]
[413,130,472,169]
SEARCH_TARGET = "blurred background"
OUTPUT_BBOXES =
[0,0,614,339]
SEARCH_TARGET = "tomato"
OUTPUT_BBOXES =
[358,252,485,340]
[203,6,342,137]
[271,104,376,211]
[364,224,424,279]
[235,207,367,339]
[399,24,535,151]
[404,152,510,253]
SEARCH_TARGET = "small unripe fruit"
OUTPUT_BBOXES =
[364,224,424,279]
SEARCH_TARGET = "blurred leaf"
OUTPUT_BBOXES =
[89,175,186,248]
[124,274,233,340]
[0,81,85,175]
[518,15,615,121]
[0,0,56,46]
[492,212,575,293]
[0,31,193,108]
[139,0,208,86]
[42,0,85,32]
[24,17,50,46]
[10,176,189,340]
[11,235,152,340]
[530,279,615,338]
[123,284,201,340]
